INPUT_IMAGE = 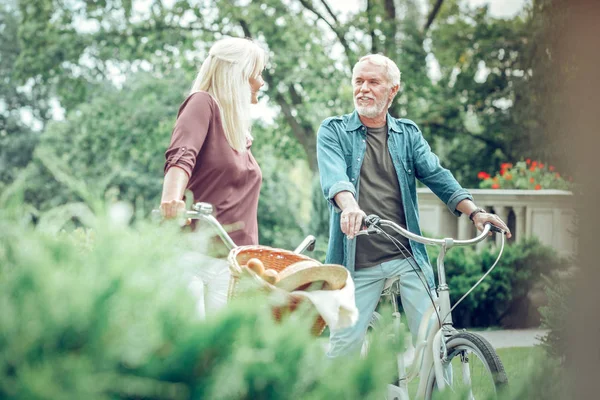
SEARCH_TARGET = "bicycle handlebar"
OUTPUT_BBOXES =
[151,203,236,250]
[152,202,316,254]
[356,214,503,247]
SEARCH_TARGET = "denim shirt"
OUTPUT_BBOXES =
[316,110,473,289]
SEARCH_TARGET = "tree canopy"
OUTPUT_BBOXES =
[10,1,556,176]
[1,0,571,244]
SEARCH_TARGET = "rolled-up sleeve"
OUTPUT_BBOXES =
[411,125,472,216]
[316,121,354,212]
[164,92,213,177]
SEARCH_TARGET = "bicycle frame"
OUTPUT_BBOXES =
[358,217,498,400]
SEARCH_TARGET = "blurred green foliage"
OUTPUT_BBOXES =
[539,272,572,361]
[14,72,189,213]
[0,209,402,399]
[0,207,571,399]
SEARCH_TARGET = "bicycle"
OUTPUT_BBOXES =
[357,215,508,400]
[154,202,316,254]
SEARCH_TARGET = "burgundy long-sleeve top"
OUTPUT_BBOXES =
[164,91,262,246]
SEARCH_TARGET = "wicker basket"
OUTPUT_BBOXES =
[227,245,327,336]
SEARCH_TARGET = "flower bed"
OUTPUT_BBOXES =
[478,160,572,190]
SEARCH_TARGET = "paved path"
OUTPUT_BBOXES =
[475,329,548,348]
[322,328,549,355]
[398,329,548,363]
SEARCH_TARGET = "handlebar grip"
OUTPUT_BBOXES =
[293,235,316,254]
[486,223,505,234]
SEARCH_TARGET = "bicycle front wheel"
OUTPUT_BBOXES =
[424,332,508,400]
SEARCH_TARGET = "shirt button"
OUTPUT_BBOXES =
[408,169,412,173]
[351,178,355,181]
[362,139,366,143]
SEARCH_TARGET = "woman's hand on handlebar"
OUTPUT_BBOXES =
[340,206,367,240]
[473,212,512,239]
[160,199,186,219]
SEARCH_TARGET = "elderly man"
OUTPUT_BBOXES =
[316,54,511,357]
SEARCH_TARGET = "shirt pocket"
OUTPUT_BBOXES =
[402,157,414,176]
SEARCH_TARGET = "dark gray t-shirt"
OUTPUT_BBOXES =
[355,124,412,269]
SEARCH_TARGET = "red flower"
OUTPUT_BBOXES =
[500,163,513,170]
[539,163,545,169]
[526,158,531,165]
[492,183,500,189]
[529,177,535,183]
[532,161,538,167]
[529,166,536,172]
[499,169,505,176]
[549,165,555,171]
[555,173,561,178]
[505,173,513,180]
[477,171,490,180]
[535,184,542,190]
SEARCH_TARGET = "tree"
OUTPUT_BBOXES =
[15,0,529,180]
[0,2,47,188]
[16,72,191,213]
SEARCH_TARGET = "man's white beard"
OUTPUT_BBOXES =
[354,96,388,118]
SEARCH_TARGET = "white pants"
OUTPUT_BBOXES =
[180,251,231,319]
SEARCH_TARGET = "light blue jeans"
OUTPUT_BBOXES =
[327,257,435,358]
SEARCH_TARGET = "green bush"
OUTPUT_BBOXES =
[427,238,567,328]
[0,210,400,399]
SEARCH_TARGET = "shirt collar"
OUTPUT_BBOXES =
[344,110,403,134]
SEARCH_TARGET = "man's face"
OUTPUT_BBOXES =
[352,61,396,119]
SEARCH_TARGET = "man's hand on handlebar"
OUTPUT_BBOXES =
[340,206,367,239]
[472,212,512,239]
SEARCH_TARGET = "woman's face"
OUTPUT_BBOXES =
[249,73,265,104]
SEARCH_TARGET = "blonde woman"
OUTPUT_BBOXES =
[160,37,267,317]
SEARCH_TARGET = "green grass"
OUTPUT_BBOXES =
[405,346,546,398]
[497,346,545,382]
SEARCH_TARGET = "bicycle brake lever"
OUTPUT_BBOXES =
[356,226,381,237]
[364,214,381,227]
[487,224,505,234]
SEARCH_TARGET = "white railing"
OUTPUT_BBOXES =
[417,188,577,256]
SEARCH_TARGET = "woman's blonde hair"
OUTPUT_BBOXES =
[190,37,267,152]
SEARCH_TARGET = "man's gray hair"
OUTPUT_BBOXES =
[353,54,401,87]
